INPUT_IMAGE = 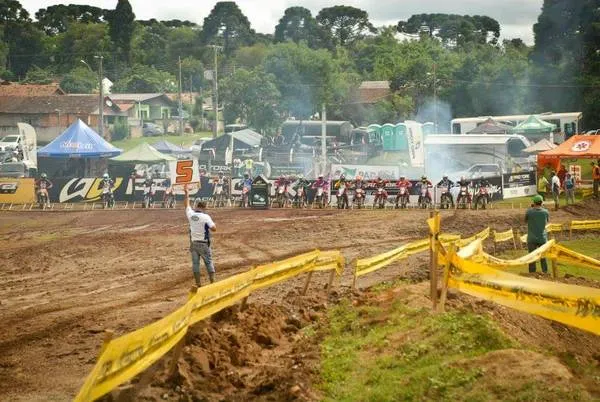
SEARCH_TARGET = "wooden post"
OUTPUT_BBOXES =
[326,270,336,297]
[352,262,358,291]
[301,271,313,296]
[569,224,573,240]
[429,211,439,310]
[166,286,196,378]
[551,259,558,279]
[437,243,455,313]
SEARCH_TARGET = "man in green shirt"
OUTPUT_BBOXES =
[525,194,549,273]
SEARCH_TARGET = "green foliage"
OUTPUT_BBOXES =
[60,66,97,93]
[23,65,53,84]
[55,22,110,72]
[111,118,130,141]
[316,5,376,47]
[221,67,282,133]
[201,1,255,55]
[112,64,176,93]
[234,44,269,69]
[35,4,106,35]
[274,6,330,49]
[106,0,135,61]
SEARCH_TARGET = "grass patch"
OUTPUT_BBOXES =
[111,132,212,151]
[319,294,594,401]
[497,238,600,282]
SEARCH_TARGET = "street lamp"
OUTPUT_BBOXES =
[80,56,104,137]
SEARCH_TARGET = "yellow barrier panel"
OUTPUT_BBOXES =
[447,254,600,336]
[546,244,600,272]
[251,250,320,291]
[457,239,484,259]
[493,229,514,243]
[74,303,190,402]
[456,227,490,247]
[355,238,429,278]
[570,220,600,231]
[472,240,556,268]
[188,270,256,325]
[520,233,527,243]
[314,250,345,275]
[546,223,564,233]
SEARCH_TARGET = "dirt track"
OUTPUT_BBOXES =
[0,203,598,401]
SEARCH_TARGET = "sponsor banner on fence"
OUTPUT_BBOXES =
[0,177,35,203]
[493,229,515,243]
[502,172,536,199]
[331,164,399,180]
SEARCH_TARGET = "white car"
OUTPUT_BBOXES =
[450,163,503,180]
[0,134,22,152]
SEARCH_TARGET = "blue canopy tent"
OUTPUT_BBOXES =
[37,119,122,178]
[38,119,122,158]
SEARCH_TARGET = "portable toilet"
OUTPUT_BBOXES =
[394,123,409,151]
[422,122,436,136]
[367,124,381,138]
[381,123,396,151]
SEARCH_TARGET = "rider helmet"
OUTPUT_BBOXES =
[356,175,362,181]
[318,174,324,179]
[443,174,448,179]
[460,175,466,181]
[400,175,405,179]
[244,173,249,178]
[41,173,47,179]
[103,173,109,179]
[219,172,224,176]
[421,175,427,181]
[340,174,345,180]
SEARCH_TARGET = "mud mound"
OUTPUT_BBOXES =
[142,302,325,401]
[562,198,600,218]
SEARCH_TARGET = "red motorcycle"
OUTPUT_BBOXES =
[474,186,490,210]
[353,188,365,209]
[395,186,409,209]
[373,187,388,209]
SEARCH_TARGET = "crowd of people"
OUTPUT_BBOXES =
[537,160,600,210]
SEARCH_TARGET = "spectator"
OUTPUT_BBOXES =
[550,171,561,210]
[592,161,600,199]
[564,173,576,205]
[557,165,567,188]
[525,195,549,273]
[537,174,549,201]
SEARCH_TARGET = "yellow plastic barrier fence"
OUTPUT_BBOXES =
[75,249,343,402]
[546,244,600,272]
[355,238,430,278]
[456,227,490,247]
[546,223,564,233]
[570,220,600,239]
[493,229,514,243]
[472,240,556,268]
[447,252,600,336]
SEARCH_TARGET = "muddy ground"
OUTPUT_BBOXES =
[0,201,599,401]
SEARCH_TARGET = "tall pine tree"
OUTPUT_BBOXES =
[107,0,135,63]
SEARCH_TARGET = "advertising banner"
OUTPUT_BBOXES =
[0,178,35,203]
[502,171,536,199]
[331,164,399,180]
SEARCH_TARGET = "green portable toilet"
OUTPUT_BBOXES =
[367,124,381,139]
[381,123,396,151]
[394,123,409,151]
[423,122,435,136]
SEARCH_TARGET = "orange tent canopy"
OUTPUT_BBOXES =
[538,135,600,170]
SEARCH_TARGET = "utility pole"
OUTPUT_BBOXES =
[209,45,223,139]
[433,63,438,134]
[94,55,104,138]
[189,74,193,119]
[178,56,184,135]
[321,103,327,174]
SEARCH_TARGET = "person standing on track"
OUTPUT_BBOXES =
[592,161,600,199]
[525,195,549,274]
[184,185,217,287]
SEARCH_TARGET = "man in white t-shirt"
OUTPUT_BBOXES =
[550,171,561,211]
[184,185,217,286]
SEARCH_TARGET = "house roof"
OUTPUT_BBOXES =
[0,95,125,115]
[109,93,174,104]
[0,83,65,96]
[356,81,391,104]
[467,118,513,134]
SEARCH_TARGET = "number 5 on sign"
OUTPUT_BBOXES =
[171,159,200,185]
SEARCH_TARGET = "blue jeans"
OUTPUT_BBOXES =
[527,242,548,273]
[190,242,215,274]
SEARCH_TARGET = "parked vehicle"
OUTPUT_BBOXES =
[0,161,36,178]
[0,134,22,152]
[142,123,164,137]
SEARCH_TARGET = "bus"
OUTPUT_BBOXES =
[451,112,582,139]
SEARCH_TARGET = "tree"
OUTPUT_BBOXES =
[106,0,135,62]
[54,23,111,72]
[316,6,376,47]
[235,44,269,69]
[0,0,30,23]
[3,22,46,78]
[221,68,282,133]
[274,7,329,49]
[112,64,177,93]
[180,56,204,91]
[201,1,255,55]
[35,4,106,35]
[397,14,501,47]
[23,65,54,84]
[60,66,98,93]
[131,21,169,67]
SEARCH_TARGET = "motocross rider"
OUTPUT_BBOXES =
[163,175,173,205]
[475,177,492,204]
[35,173,53,207]
[143,174,155,203]
[418,175,433,203]
[312,174,329,202]
[396,175,412,204]
[456,176,472,208]
[293,175,310,204]
[436,175,455,207]
[334,174,351,209]
[274,175,290,193]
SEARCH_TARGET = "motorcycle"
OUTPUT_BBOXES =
[294,186,307,208]
[163,188,176,208]
[353,188,365,209]
[336,185,349,209]
[102,189,115,209]
[439,187,452,209]
[143,185,155,209]
[314,186,327,209]
[474,186,490,210]
[395,186,409,209]
[418,187,432,209]
[373,187,387,209]
[457,186,470,209]
[37,186,49,210]
[274,184,289,208]
[241,186,250,208]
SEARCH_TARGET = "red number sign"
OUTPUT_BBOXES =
[175,160,193,184]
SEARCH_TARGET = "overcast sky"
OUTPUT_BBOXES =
[20,0,544,44]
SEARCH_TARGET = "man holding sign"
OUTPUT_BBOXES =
[184,184,217,286]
